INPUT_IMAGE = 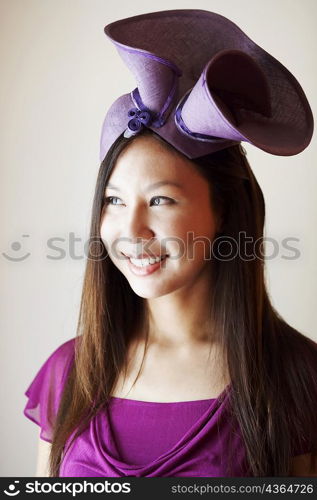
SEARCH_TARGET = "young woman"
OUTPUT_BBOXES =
[23,10,317,477]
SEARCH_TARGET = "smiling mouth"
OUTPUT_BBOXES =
[122,253,169,268]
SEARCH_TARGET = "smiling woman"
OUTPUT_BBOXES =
[23,9,317,478]
[23,128,317,477]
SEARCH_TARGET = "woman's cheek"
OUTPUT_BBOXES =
[100,221,116,254]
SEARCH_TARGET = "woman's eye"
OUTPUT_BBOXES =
[150,196,174,206]
[104,196,123,205]
[104,196,174,206]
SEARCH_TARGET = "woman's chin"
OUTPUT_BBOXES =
[128,280,175,299]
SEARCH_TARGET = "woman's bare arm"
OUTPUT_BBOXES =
[290,453,317,477]
[35,431,51,477]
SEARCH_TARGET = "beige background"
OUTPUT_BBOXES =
[0,0,316,476]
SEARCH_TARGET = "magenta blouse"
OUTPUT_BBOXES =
[23,338,310,477]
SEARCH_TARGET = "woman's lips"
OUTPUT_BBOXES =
[126,255,168,276]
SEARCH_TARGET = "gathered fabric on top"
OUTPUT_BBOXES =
[23,337,311,477]
[107,397,219,465]
[59,391,250,477]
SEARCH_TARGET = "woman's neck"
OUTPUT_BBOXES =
[145,272,214,347]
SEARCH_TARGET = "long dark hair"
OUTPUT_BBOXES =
[49,128,317,476]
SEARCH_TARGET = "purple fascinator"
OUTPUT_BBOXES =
[99,9,313,162]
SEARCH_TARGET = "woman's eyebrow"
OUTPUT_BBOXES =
[106,180,183,192]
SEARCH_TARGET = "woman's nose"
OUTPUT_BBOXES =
[124,208,155,241]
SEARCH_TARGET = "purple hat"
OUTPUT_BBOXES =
[99,9,313,162]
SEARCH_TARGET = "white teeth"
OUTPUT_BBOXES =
[130,255,166,267]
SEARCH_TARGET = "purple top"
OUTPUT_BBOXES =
[23,338,310,477]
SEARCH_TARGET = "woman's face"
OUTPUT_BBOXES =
[100,134,219,299]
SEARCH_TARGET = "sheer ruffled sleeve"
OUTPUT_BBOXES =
[23,337,76,443]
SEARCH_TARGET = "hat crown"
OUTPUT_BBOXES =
[100,9,313,161]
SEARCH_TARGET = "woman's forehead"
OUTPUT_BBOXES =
[110,135,199,182]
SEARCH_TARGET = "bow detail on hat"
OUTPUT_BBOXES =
[100,9,313,161]
[124,107,153,137]
[123,82,178,138]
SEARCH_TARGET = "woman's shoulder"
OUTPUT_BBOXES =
[47,336,78,366]
[281,325,317,364]
[291,331,317,367]
[25,336,79,394]
[32,336,78,384]
[282,329,317,387]
[281,329,317,454]
[23,336,80,442]
[50,335,78,356]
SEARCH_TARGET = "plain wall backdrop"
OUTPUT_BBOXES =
[0,0,316,476]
